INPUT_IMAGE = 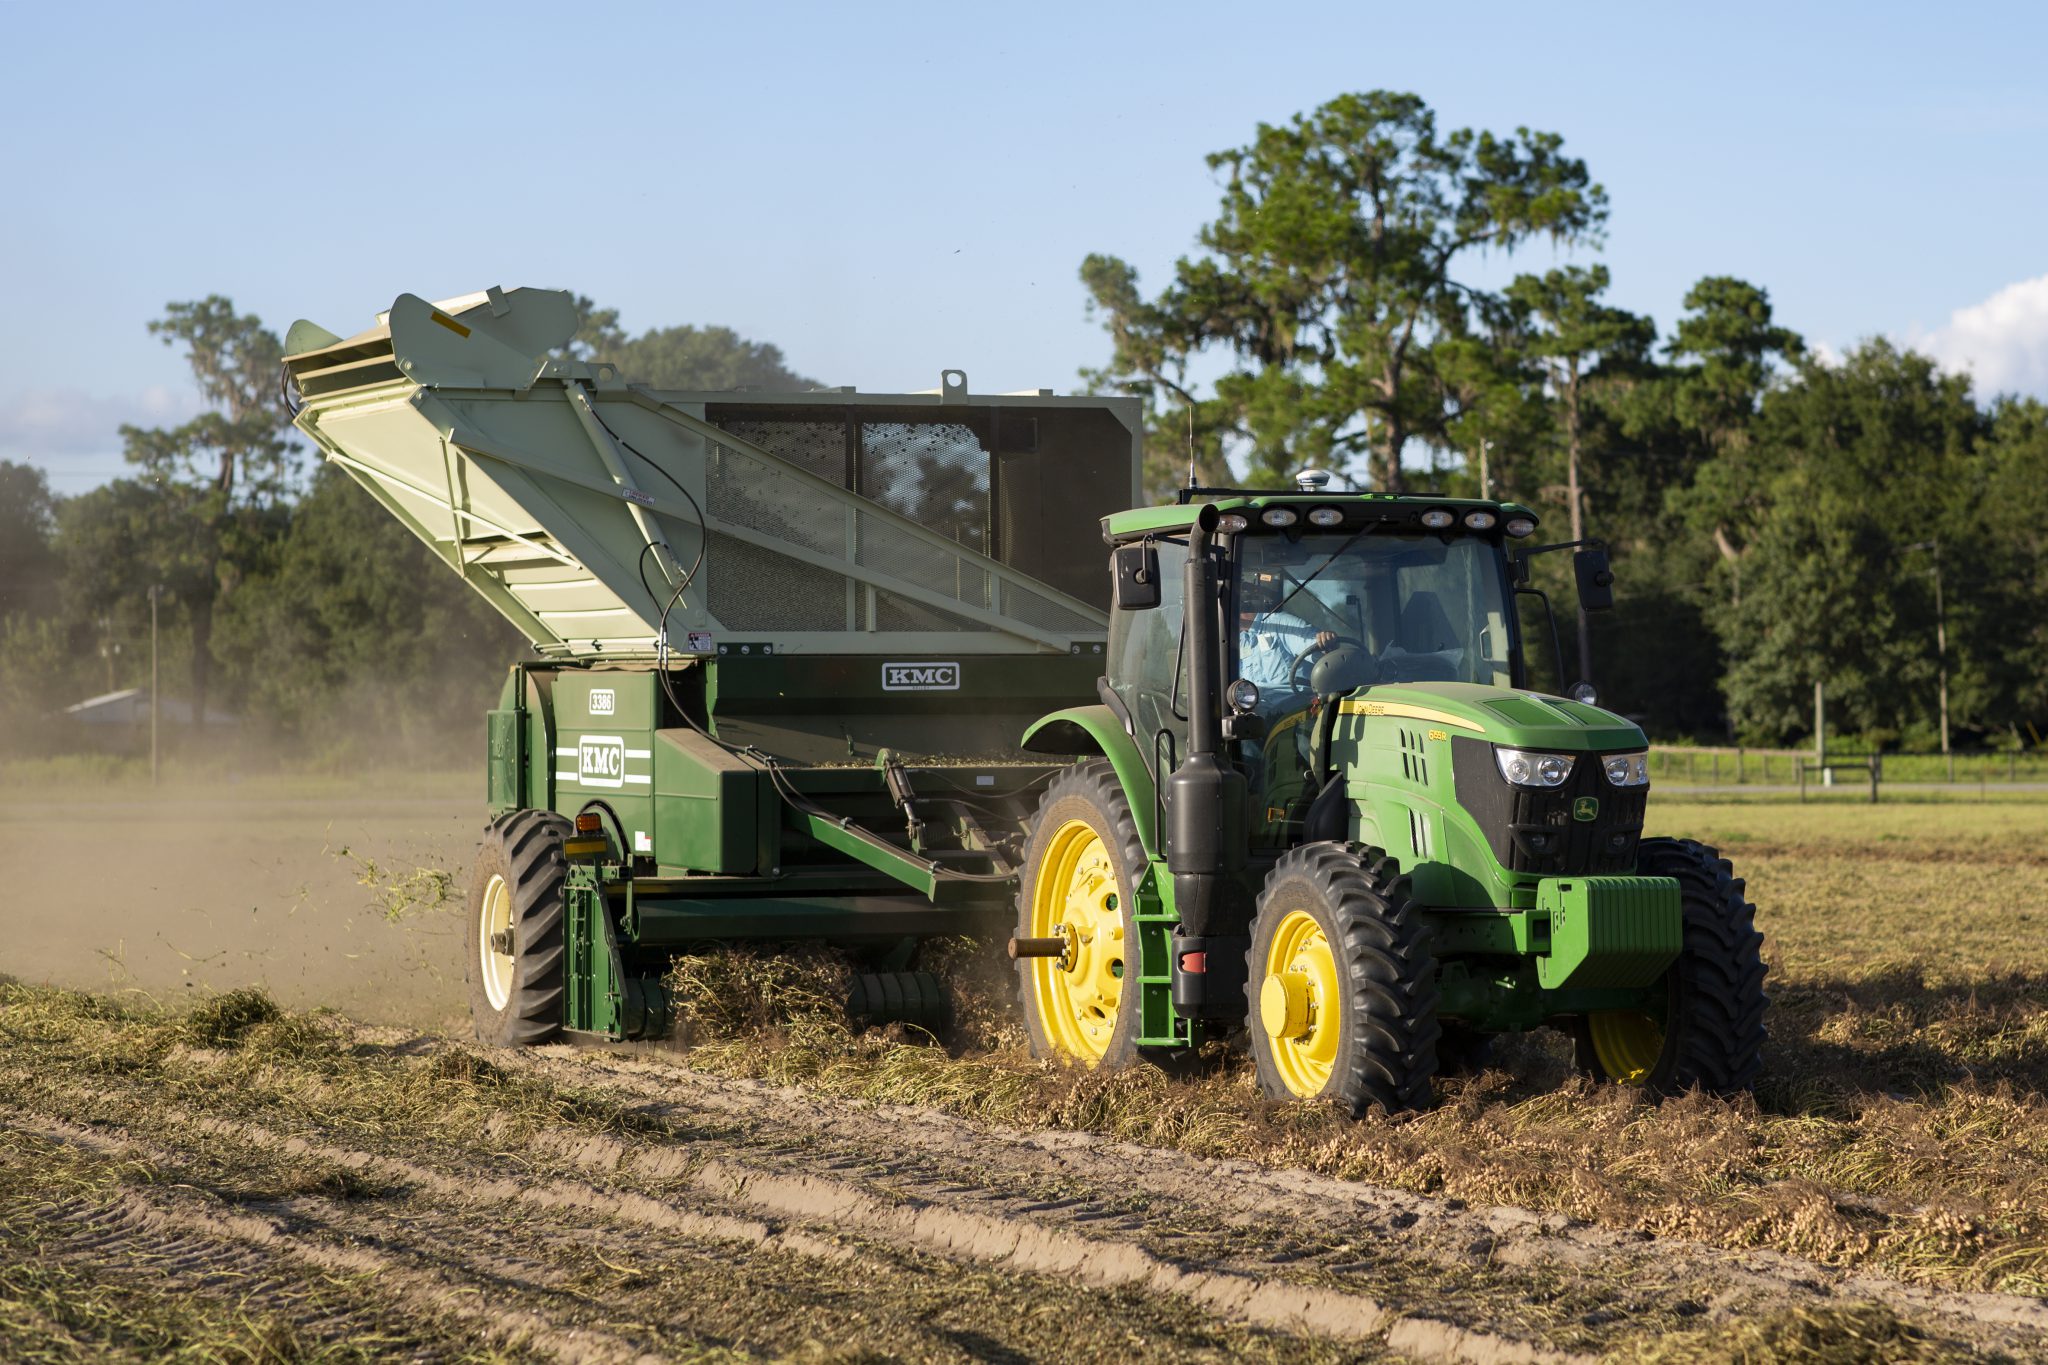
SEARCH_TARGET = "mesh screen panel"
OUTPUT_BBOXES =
[854,506,992,610]
[706,443,848,559]
[860,422,989,552]
[716,420,845,482]
[705,531,851,631]
[874,590,985,632]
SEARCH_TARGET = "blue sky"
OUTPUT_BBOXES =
[5,0,2045,491]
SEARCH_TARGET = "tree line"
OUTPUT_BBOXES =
[1080,90,2048,751]
[5,88,2045,759]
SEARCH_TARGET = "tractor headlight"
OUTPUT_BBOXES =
[1216,513,1249,532]
[1307,506,1344,527]
[1420,508,1455,529]
[1463,510,1497,530]
[1495,747,1575,788]
[1602,751,1650,787]
[1226,678,1261,714]
[1504,517,1537,538]
[1260,507,1299,528]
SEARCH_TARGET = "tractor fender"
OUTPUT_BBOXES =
[1021,705,1159,857]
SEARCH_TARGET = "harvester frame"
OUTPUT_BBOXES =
[285,286,1141,1040]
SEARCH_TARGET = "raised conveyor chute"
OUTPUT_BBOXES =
[284,286,1140,659]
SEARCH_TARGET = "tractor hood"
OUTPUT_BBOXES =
[1337,682,1645,752]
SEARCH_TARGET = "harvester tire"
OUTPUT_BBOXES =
[464,809,572,1048]
[1018,761,1149,1070]
[1575,837,1767,1095]
[1247,843,1441,1116]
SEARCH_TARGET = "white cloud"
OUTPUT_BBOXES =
[0,386,209,489]
[0,385,204,458]
[1917,273,2048,398]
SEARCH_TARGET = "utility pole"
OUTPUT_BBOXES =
[150,585,161,786]
[1905,541,1950,757]
[1814,681,1825,765]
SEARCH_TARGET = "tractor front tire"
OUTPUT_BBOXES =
[1247,843,1441,1116]
[1576,837,1767,1094]
[1018,761,1146,1069]
[464,809,572,1048]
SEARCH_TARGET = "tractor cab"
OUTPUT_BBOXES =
[1095,480,1590,837]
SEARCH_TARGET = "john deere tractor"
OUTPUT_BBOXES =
[1015,474,1767,1113]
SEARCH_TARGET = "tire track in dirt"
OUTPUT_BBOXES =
[13,1084,1546,1364]
[5,1115,659,1365]
[501,1045,2048,1353]
[6,1092,1435,1363]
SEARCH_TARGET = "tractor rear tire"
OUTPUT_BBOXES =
[1247,842,1442,1116]
[1575,837,1767,1095]
[464,809,572,1048]
[1018,761,1146,1070]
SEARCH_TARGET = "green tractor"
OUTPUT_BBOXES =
[1015,476,1767,1112]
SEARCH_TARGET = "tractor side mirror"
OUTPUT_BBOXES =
[1112,543,1161,610]
[1574,547,1615,612]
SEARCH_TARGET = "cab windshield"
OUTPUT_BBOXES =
[1233,528,1514,704]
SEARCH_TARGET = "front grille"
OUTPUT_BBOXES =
[1451,737,1646,876]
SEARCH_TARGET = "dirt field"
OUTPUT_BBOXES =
[2,778,2045,1361]
[0,769,483,1031]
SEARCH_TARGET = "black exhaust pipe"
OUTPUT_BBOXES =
[1165,503,1252,1020]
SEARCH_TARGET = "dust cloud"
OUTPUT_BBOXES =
[0,774,483,1031]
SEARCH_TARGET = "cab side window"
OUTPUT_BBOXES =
[1106,539,1189,774]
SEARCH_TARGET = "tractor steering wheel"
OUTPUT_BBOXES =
[1288,634,1365,691]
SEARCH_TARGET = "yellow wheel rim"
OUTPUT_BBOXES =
[1587,1010,1666,1085]
[478,873,515,1011]
[1026,818,1127,1064]
[1260,909,1342,1097]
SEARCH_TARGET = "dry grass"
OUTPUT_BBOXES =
[1606,1301,1949,1364]
[648,800,2048,1300]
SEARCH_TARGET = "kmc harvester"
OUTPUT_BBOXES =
[285,286,1765,1113]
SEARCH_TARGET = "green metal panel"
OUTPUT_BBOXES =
[1133,860,1188,1047]
[627,890,1011,943]
[550,672,657,855]
[708,651,1107,766]
[524,669,554,813]
[653,728,765,874]
[486,707,521,810]
[1533,875,1682,990]
[1020,704,1159,856]
[561,865,671,1041]
[487,666,524,811]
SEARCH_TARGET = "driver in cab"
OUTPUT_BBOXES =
[1236,570,1337,711]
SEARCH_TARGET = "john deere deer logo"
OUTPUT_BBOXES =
[1572,796,1600,822]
